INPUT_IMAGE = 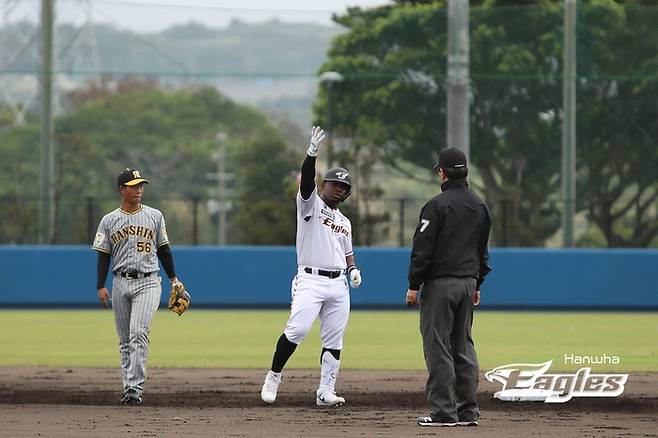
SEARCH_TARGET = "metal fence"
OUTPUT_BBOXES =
[0,195,429,246]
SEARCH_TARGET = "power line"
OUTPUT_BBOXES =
[20,0,349,15]
[2,68,657,82]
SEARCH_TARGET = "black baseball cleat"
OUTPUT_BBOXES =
[417,416,458,427]
[121,388,142,405]
[458,420,479,426]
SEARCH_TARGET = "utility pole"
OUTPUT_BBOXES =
[562,0,577,247]
[447,0,470,159]
[39,0,55,243]
[319,71,344,168]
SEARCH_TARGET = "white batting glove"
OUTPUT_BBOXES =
[348,267,362,288]
[307,126,326,157]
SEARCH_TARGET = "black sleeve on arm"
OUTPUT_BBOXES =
[157,244,177,279]
[96,251,111,290]
[408,201,441,290]
[477,206,493,289]
[300,155,317,200]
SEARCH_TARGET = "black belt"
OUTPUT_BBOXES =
[117,271,153,279]
[304,267,343,279]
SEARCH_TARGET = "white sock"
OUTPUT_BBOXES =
[318,351,340,393]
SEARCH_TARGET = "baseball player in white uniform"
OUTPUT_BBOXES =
[93,168,183,405]
[261,126,362,407]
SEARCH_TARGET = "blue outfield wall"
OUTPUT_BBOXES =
[2,246,658,309]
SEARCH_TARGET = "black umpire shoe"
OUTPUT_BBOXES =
[417,416,458,427]
[121,388,142,405]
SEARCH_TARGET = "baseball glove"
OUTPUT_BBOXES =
[168,280,191,316]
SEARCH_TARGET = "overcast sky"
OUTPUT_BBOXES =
[7,0,393,32]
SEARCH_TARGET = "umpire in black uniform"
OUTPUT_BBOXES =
[406,147,492,427]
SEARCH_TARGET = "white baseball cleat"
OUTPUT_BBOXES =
[261,371,282,404]
[316,389,345,407]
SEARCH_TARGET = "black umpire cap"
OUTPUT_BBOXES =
[117,168,150,186]
[433,147,467,171]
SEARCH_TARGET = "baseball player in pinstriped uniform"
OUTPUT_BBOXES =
[261,126,363,407]
[93,168,183,405]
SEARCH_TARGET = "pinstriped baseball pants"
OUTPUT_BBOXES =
[112,275,161,394]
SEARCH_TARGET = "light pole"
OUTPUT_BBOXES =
[319,71,344,168]
[39,0,55,243]
[216,132,228,245]
[562,0,577,247]
[447,0,470,160]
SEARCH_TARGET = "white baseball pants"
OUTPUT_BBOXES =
[284,269,350,349]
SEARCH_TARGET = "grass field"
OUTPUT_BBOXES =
[2,310,656,371]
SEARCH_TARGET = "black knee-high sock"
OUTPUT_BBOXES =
[271,334,298,373]
[320,347,341,363]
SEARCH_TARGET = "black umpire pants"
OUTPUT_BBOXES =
[419,276,479,423]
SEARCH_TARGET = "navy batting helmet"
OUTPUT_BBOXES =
[323,167,352,200]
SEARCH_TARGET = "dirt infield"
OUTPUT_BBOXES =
[0,367,656,437]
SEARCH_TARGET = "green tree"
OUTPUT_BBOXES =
[317,1,564,246]
[0,122,41,243]
[333,140,392,246]
[0,83,295,244]
[576,2,658,247]
[317,0,658,247]
[230,136,301,244]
